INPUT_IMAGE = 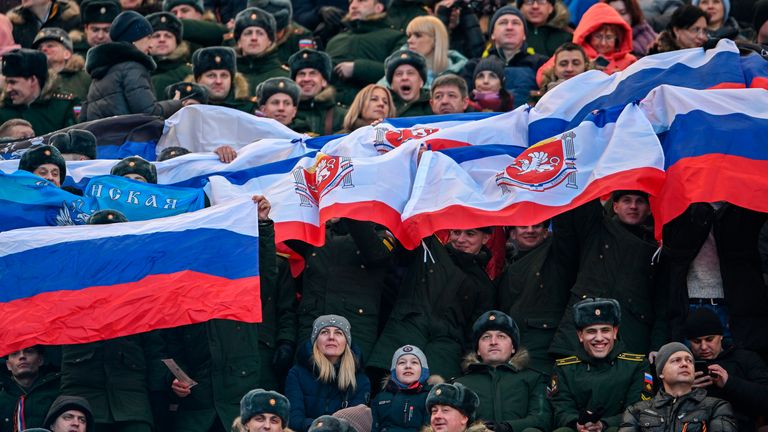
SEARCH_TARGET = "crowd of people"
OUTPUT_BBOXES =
[2,0,768,431]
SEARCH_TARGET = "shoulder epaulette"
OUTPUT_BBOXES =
[51,92,75,100]
[250,96,259,103]
[276,252,291,259]
[223,32,234,41]
[618,353,645,362]
[555,356,581,366]
[281,64,290,71]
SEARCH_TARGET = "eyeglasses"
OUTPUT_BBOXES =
[685,26,708,36]
[591,33,617,42]
[521,0,551,5]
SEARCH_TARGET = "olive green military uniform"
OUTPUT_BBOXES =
[193,72,257,114]
[325,13,407,106]
[238,49,290,97]
[181,19,230,52]
[455,351,551,431]
[151,44,193,98]
[53,54,91,102]
[0,372,60,432]
[286,219,397,363]
[295,86,347,136]
[548,344,653,431]
[165,220,277,432]
[0,89,77,135]
[393,88,433,118]
[274,22,313,64]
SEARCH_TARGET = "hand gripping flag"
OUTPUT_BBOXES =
[0,198,261,355]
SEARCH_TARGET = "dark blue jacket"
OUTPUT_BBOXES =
[371,379,431,432]
[284,341,371,432]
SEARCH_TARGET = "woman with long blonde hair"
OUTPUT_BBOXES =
[339,84,396,133]
[284,315,371,432]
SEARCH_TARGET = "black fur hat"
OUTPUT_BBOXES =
[2,49,48,90]
[89,209,129,224]
[246,0,292,31]
[32,27,73,52]
[308,416,352,432]
[573,297,621,329]
[111,156,158,184]
[472,310,521,352]
[157,146,191,161]
[80,0,121,24]
[49,129,97,160]
[147,12,183,43]
[256,77,300,106]
[192,46,236,78]
[19,145,66,185]
[165,81,209,104]
[163,0,204,13]
[384,49,427,85]
[234,7,277,42]
[239,389,290,426]
[288,49,332,81]
[425,383,480,422]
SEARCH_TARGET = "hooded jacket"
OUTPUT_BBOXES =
[536,2,637,85]
[371,377,433,432]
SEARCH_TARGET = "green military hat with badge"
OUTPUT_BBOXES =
[426,383,480,422]
[165,81,209,104]
[111,156,158,184]
[32,28,73,52]
[573,297,621,329]
[239,389,290,426]
[147,12,183,44]
[288,49,332,81]
[162,0,204,13]
[80,0,122,24]
[246,0,292,32]
[89,209,129,224]
[256,77,300,106]
[49,129,97,160]
[18,145,67,185]
[234,7,277,42]
[192,46,236,78]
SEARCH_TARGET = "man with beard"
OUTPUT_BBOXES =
[384,49,432,118]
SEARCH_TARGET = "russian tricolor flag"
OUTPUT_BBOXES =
[0,198,262,356]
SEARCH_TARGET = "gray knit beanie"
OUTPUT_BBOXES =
[655,342,693,376]
[390,345,429,370]
[311,315,351,346]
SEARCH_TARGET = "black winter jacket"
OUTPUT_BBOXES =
[620,388,736,432]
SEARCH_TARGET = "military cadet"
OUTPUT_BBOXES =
[163,0,230,51]
[429,74,470,115]
[111,156,157,183]
[497,221,578,374]
[424,383,488,432]
[147,12,192,98]
[246,0,315,64]
[0,346,60,432]
[17,145,66,187]
[255,77,308,132]
[32,28,91,101]
[49,129,97,161]
[189,46,256,113]
[549,298,653,432]
[620,342,737,431]
[236,389,290,432]
[384,49,432,118]
[164,81,208,104]
[234,8,290,95]
[43,395,94,432]
[157,145,191,161]
[6,0,81,49]
[0,49,77,136]
[455,311,551,432]
[325,0,407,105]
[368,228,495,379]
[165,195,277,432]
[289,49,347,136]
[71,0,121,58]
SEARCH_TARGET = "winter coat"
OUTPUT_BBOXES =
[238,47,290,97]
[284,341,371,432]
[632,21,657,57]
[454,350,551,431]
[0,372,60,432]
[619,388,737,432]
[549,343,653,429]
[497,232,578,374]
[295,86,348,136]
[0,77,77,135]
[367,236,495,379]
[59,332,166,426]
[53,54,91,102]
[286,219,397,363]
[180,18,229,50]
[82,42,182,122]
[371,379,432,432]
[326,13,407,105]
[151,42,193,98]
[7,0,80,48]
[463,45,547,108]
[526,2,574,58]
[549,200,666,357]
[536,3,637,85]
[393,88,433,118]
[661,203,768,352]
[165,220,277,432]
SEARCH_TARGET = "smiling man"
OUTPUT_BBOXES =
[425,383,484,432]
[384,49,432,118]
[549,298,652,432]
[255,77,308,131]
[289,49,347,136]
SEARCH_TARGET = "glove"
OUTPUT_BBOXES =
[272,340,296,375]
[319,6,345,27]
[484,422,513,432]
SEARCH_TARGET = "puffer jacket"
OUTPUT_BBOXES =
[619,388,737,432]
[371,378,432,432]
[284,341,371,432]
[82,41,181,121]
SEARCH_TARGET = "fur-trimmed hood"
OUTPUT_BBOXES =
[86,42,156,79]
[183,71,252,101]
[61,53,85,73]
[154,41,191,63]
[461,348,530,373]
[422,421,492,432]
[69,29,84,44]
[8,0,80,26]
[546,2,572,31]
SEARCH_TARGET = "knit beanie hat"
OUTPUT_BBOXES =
[390,345,429,386]
[489,6,528,37]
[473,56,506,86]
[684,308,724,339]
[43,396,94,430]
[655,342,693,376]
[333,405,372,432]
[110,11,153,43]
[311,315,351,346]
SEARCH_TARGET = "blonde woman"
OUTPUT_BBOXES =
[284,315,371,432]
[379,16,467,89]
[339,84,396,133]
